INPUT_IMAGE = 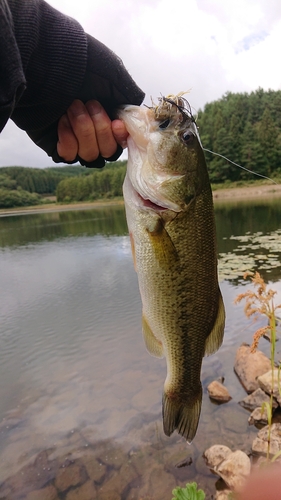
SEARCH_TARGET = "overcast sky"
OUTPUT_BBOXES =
[1,0,281,168]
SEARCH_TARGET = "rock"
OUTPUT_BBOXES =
[254,454,281,468]
[214,450,251,491]
[207,381,232,403]
[258,370,281,405]
[215,404,249,435]
[83,456,106,483]
[126,487,141,499]
[144,467,176,500]
[98,444,128,470]
[55,463,87,492]
[248,407,270,426]
[1,450,58,498]
[99,461,139,497]
[215,490,232,500]
[65,480,97,500]
[239,387,278,411]
[25,485,59,500]
[0,485,12,499]
[97,487,121,500]
[253,455,269,468]
[203,445,232,469]
[252,423,281,457]
[234,344,271,393]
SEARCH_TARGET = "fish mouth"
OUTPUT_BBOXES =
[125,139,182,212]
[136,190,169,212]
[132,178,182,213]
[125,173,177,213]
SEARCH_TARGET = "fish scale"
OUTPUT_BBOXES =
[119,95,225,442]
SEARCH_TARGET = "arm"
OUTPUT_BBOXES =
[0,0,144,167]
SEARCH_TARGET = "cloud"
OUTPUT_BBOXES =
[235,31,269,53]
[0,0,280,168]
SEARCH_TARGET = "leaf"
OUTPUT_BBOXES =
[261,401,271,426]
[278,365,281,397]
[172,482,206,500]
[271,449,281,463]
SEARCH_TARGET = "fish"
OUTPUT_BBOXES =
[119,94,225,443]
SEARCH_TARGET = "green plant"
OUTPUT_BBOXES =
[235,271,281,461]
[171,482,205,500]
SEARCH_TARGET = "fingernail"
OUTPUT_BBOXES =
[69,100,85,116]
[60,114,72,129]
[86,100,102,116]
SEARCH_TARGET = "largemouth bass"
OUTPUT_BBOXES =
[119,94,225,443]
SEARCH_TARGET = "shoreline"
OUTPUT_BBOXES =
[0,183,280,217]
[212,182,281,201]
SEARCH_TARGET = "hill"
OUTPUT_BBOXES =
[197,87,281,183]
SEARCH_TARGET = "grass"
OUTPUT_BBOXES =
[235,271,281,461]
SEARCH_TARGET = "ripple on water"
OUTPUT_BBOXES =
[0,204,281,498]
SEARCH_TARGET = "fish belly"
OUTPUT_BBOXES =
[124,176,225,442]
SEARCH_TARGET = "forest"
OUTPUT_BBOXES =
[0,88,280,207]
[0,165,87,208]
[197,87,281,183]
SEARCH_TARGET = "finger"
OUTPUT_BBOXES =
[86,100,119,159]
[67,100,99,161]
[238,466,281,500]
[57,114,79,161]
[112,119,129,149]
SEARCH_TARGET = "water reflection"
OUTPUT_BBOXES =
[0,206,128,248]
[215,199,281,249]
[0,200,281,499]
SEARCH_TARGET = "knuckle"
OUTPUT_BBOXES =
[96,123,112,137]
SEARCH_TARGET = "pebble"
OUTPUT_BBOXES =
[215,489,232,500]
[207,380,232,403]
[65,480,97,500]
[25,485,59,500]
[248,407,270,426]
[55,463,87,492]
[203,445,232,469]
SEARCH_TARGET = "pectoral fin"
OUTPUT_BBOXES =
[146,217,178,269]
[142,314,164,358]
[204,290,225,356]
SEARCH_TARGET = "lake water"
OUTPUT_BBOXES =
[0,199,281,499]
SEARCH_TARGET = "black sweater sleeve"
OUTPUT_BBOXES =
[0,0,144,167]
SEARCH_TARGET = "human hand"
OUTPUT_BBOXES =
[57,100,128,166]
[238,465,281,500]
[21,29,144,167]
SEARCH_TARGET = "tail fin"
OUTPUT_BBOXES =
[162,388,202,443]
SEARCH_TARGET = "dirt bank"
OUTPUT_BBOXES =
[0,184,280,216]
[212,183,281,201]
[0,199,124,217]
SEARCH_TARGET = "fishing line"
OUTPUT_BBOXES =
[152,94,277,185]
[188,103,277,185]
[202,148,277,184]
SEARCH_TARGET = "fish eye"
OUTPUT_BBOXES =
[159,119,170,129]
[181,130,194,145]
